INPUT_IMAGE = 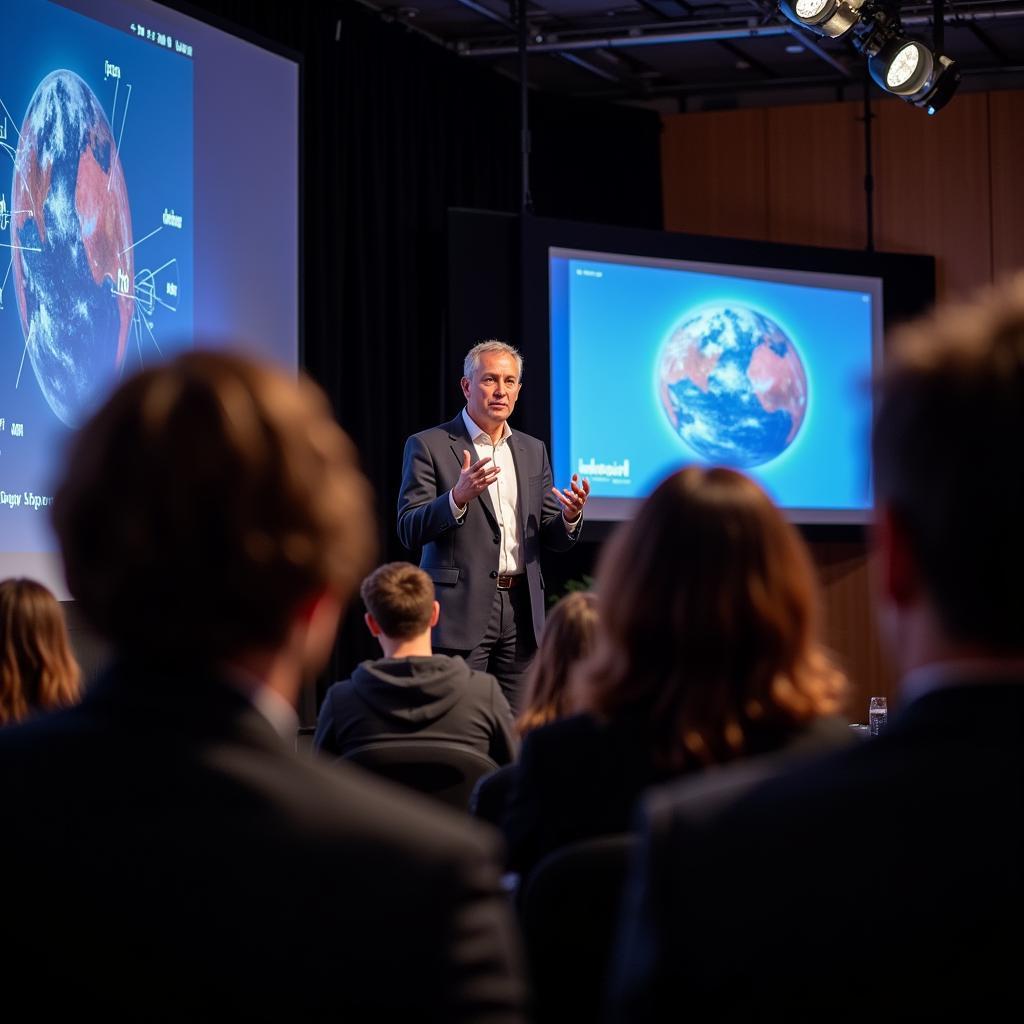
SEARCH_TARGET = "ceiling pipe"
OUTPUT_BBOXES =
[461,4,1024,57]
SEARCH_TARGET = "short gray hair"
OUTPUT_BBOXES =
[463,340,524,381]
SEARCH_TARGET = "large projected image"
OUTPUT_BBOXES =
[550,248,882,522]
[1,0,193,577]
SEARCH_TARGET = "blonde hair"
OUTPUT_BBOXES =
[517,591,599,736]
[0,578,81,725]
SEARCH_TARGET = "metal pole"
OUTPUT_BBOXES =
[862,65,875,252]
[516,0,532,213]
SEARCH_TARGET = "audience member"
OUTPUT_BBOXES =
[471,591,599,825]
[610,276,1024,1020]
[0,352,524,1021]
[314,561,517,765]
[0,577,80,725]
[502,466,847,877]
[516,591,599,736]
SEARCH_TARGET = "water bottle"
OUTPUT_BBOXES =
[869,696,888,737]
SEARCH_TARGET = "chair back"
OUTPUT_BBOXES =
[469,763,517,826]
[343,741,499,811]
[519,833,637,1024]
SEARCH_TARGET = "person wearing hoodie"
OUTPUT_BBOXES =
[314,561,518,765]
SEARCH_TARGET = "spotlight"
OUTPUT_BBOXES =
[779,0,867,40]
[777,0,961,113]
[868,38,960,113]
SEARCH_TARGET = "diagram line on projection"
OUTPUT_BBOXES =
[0,97,21,139]
[15,323,33,390]
[110,75,120,128]
[154,294,177,313]
[119,225,161,255]
[111,288,137,300]
[0,242,42,252]
[142,313,163,356]
[135,314,144,365]
[109,83,132,191]
[150,257,177,277]
[0,142,17,159]
[1,257,12,294]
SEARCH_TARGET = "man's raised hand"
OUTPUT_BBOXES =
[452,449,501,508]
[552,474,590,523]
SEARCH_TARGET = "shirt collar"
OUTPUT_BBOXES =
[221,665,300,741]
[901,657,1024,707]
[462,407,512,447]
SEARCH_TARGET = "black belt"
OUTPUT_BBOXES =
[496,573,523,590]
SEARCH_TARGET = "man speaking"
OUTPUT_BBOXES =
[398,341,588,709]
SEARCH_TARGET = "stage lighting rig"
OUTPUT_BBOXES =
[778,1,961,113]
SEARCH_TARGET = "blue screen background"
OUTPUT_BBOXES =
[550,253,878,515]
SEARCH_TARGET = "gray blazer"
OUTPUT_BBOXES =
[398,413,578,651]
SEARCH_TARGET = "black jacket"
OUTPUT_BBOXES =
[610,679,1024,1021]
[502,710,851,878]
[0,663,525,1022]
[314,654,518,765]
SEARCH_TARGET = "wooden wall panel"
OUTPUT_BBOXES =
[767,102,868,250]
[812,543,897,720]
[662,109,769,240]
[873,93,992,300]
[989,91,1024,281]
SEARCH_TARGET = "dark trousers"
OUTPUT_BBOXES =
[437,584,535,714]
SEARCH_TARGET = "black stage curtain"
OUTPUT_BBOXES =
[178,0,662,708]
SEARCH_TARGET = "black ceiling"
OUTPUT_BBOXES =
[352,0,1024,106]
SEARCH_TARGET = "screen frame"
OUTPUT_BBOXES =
[520,214,935,529]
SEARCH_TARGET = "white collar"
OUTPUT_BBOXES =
[221,665,300,741]
[462,407,512,446]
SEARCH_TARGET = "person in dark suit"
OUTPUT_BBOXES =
[398,341,588,709]
[609,276,1024,1021]
[0,353,525,1021]
[502,467,850,880]
[314,561,518,765]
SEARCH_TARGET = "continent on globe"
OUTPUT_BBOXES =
[11,69,134,427]
[657,304,808,467]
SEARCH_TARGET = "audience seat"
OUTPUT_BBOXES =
[342,740,499,811]
[518,833,637,1023]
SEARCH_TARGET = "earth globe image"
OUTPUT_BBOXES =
[11,69,134,428]
[657,304,808,467]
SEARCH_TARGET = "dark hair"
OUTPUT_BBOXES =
[0,578,80,725]
[361,562,435,640]
[517,591,599,736]
[578,466,843,772]
[873,276,1024,652]
[52,351,376,665]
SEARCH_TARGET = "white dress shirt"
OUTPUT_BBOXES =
[450,409,522,574]
[448,408,581,576]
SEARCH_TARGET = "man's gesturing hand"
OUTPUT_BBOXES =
[452,449,501,509]
[552,474,590,523]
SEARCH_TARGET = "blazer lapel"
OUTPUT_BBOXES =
[447,415,499,529]
[509,435,529,536]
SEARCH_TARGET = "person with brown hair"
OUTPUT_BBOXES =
[610,276,1024,1021]
[469,590,601,827]
[516,591,599,737]
[0,352,524,1021]
[502,465,846,877]
[0,577,80,725]
[314,561,517,764]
